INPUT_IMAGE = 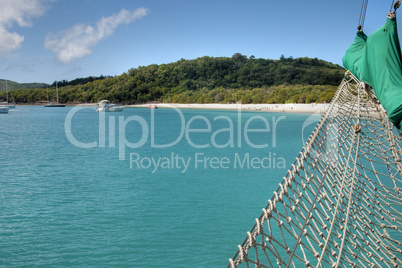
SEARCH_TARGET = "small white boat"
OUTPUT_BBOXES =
[96,100,124,112]
[147,104,158,109]
[0,106,9,113]
[0,103,15,108]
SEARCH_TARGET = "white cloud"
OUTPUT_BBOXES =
[0,0,50,53]
[0,27,24,52]
[44,7,148,64]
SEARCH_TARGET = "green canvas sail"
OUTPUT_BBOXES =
[343,16,402,129]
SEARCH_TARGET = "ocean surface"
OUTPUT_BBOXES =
[0,106,319,267]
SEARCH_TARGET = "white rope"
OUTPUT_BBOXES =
[335,110,362,267]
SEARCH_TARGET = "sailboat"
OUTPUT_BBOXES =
[1,80,15,108]
[45,82,65,107]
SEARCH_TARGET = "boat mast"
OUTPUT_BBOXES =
[5,80,8,104]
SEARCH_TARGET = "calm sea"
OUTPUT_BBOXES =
[0,106,319,267]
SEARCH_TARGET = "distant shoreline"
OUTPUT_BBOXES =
[125,103,329,113]
[13,102,329,113]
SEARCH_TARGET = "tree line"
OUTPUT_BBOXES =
[0,54,344,104]
[50,75,113,88]
[0,79,48,91]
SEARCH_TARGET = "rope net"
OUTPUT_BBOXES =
[228,71,402,268]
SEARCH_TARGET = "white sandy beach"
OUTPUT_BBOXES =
[126,103,329,113]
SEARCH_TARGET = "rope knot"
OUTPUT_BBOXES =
[238,245,246,261]
[255,218,262,234]
[229,258,236,268]
[262,207,271,219]
[247,231,255,247]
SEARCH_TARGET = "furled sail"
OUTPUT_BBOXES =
[343,14,402,129]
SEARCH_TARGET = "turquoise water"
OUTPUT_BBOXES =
[0,106,318,267]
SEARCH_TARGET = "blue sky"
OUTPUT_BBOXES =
[0,0,400,84]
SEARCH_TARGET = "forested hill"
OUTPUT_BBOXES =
[0,79,48,91]
[2,54,345,104]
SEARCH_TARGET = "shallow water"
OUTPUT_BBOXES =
[0,106,318,267]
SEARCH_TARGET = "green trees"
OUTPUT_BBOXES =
[0,54,344,104]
